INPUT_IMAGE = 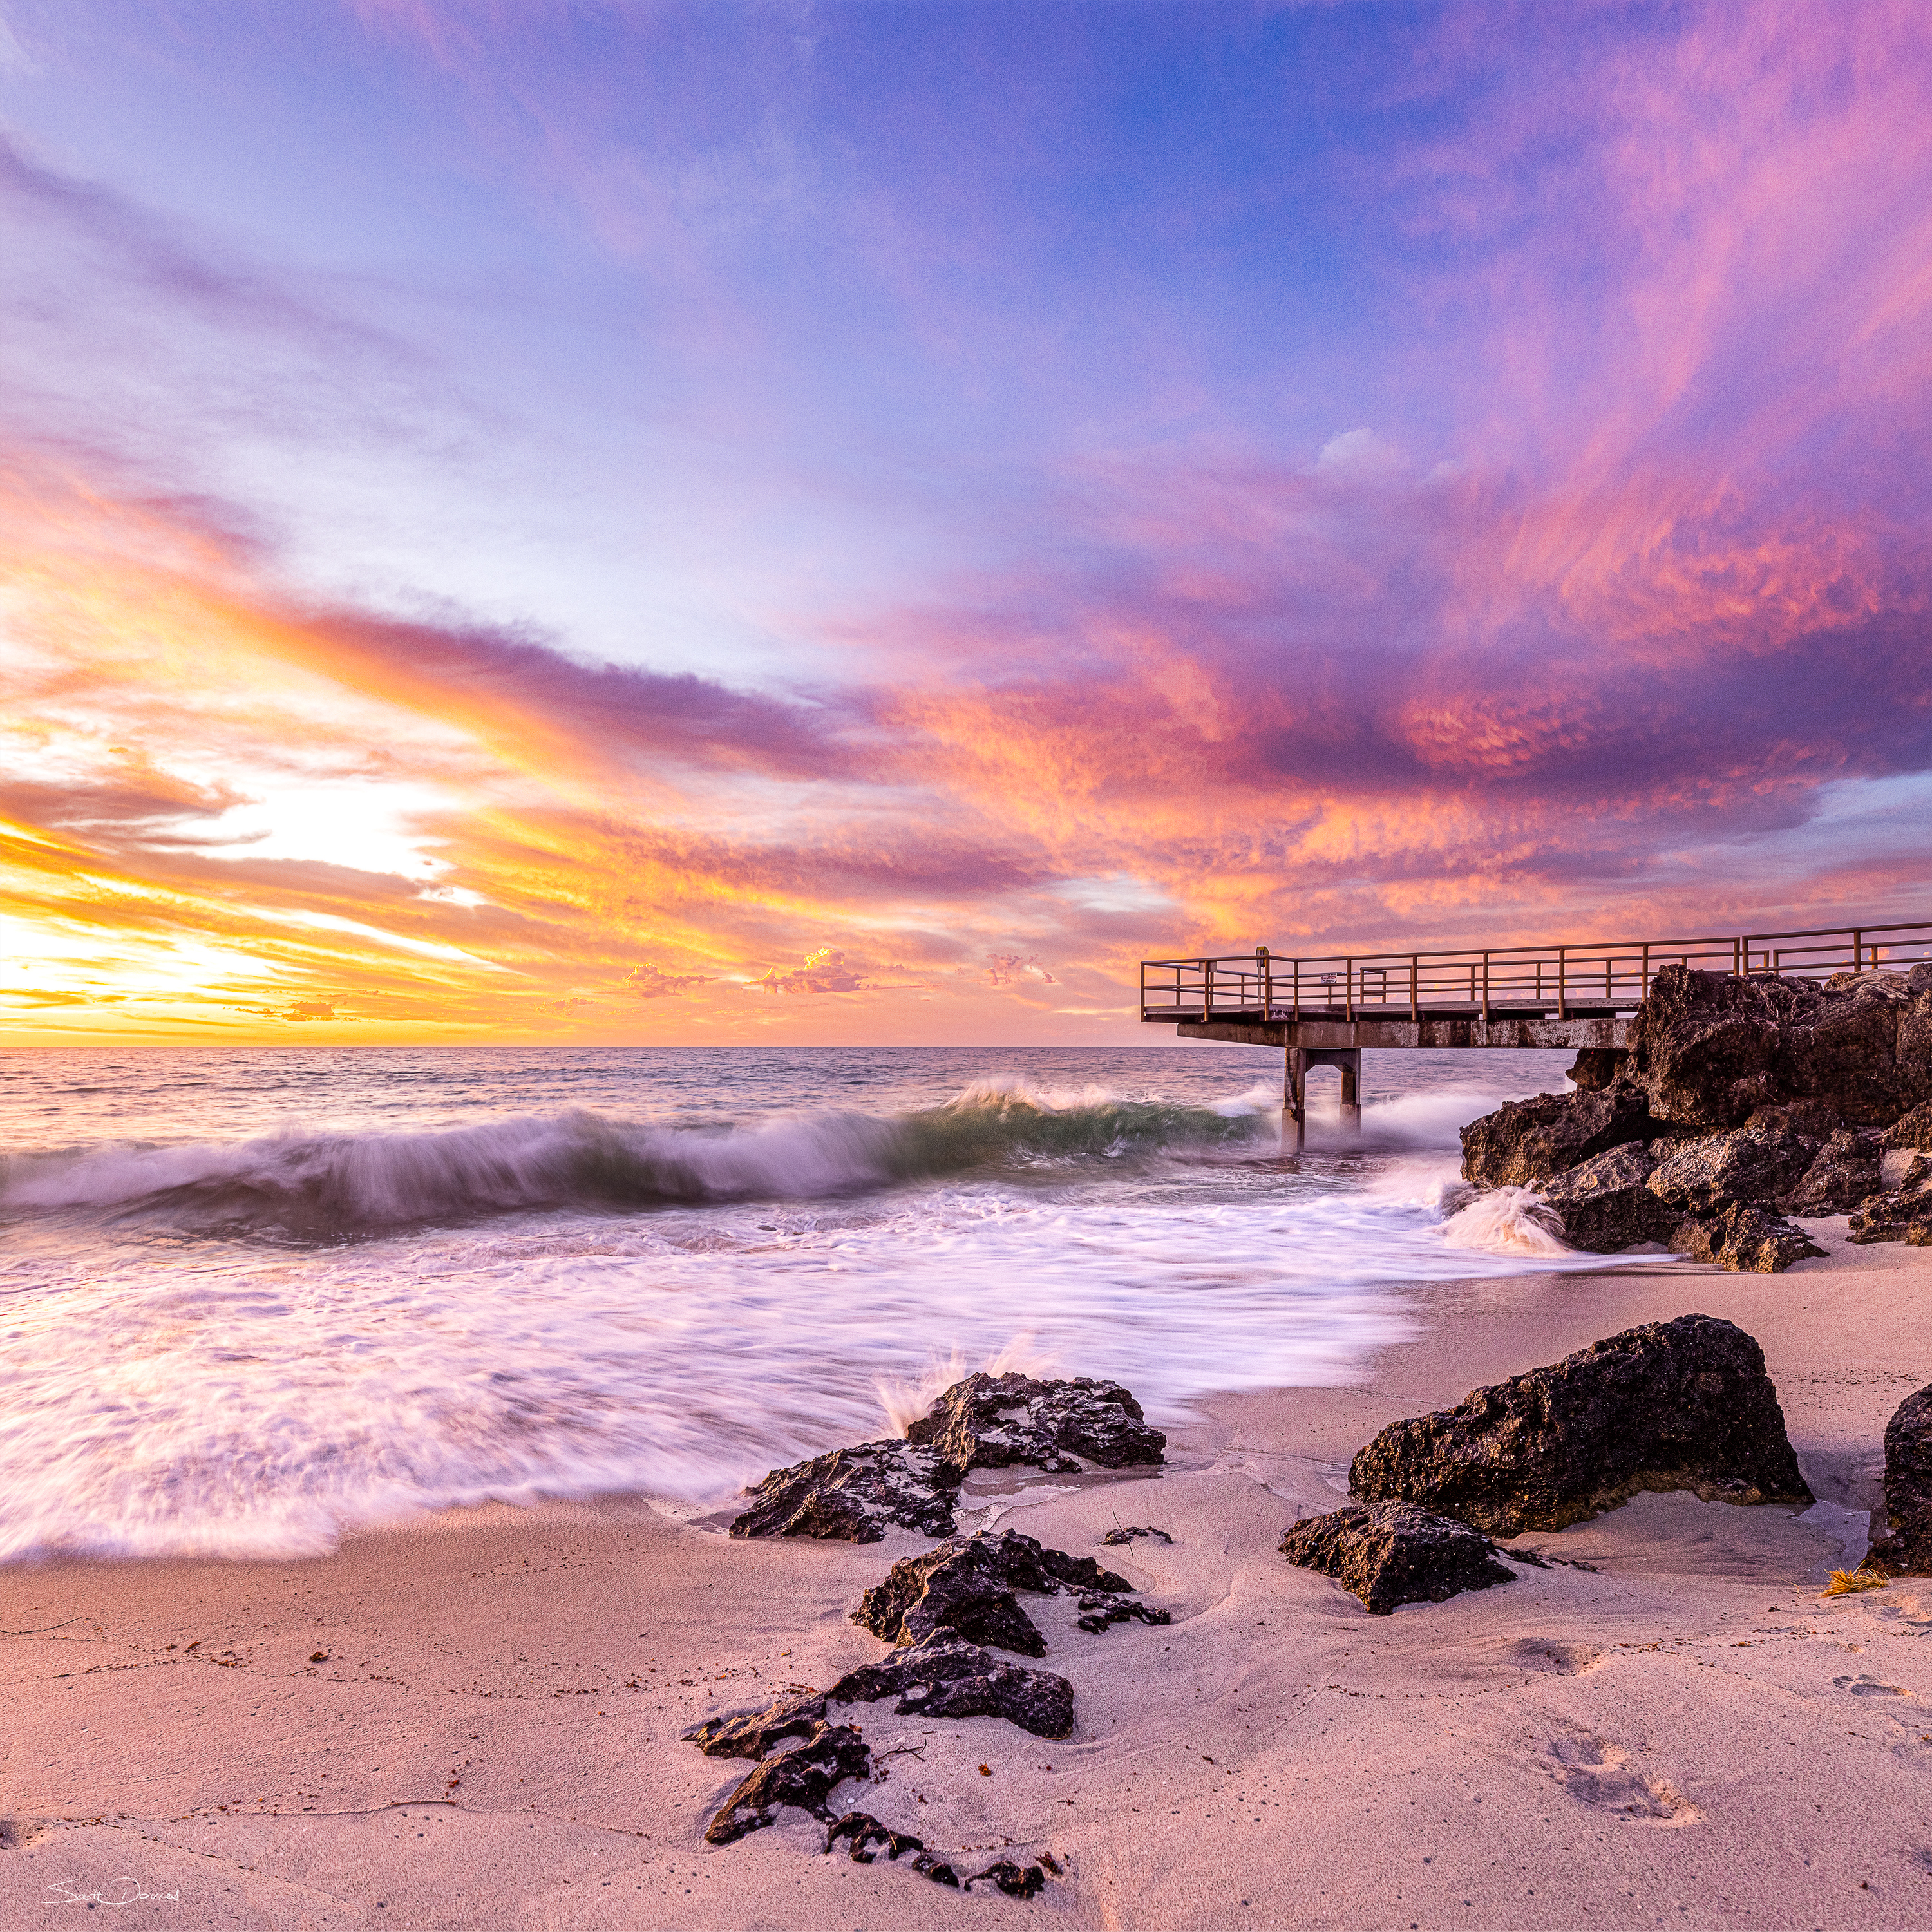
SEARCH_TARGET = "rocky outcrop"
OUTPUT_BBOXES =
[1784,1128,1884,1215]
[1864,1383,1932,1575]
[853,1530,1127,1649]
[1627,964,1932,1130]
[852,1529,1147,1654]
[1884,1103,1932,1151]
[1460,1084,1656,1187]
[1848,1174,1932,1245]
[1673,1200,1826,1272]
[703,1723,872,1844]
[1349,1314,1813,1536]
[1539,1144,1677,1251]
[730,1441,962,1542]
[1457,965,1932,1266]
[830,1633,1076,1738]
[905,1372,1166,1473]
[685,1690,829,1759]
[1647,1117,1818,1214]
[1566,1047,1629,1092]
[1280,1502,1516,1615]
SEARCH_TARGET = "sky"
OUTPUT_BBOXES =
[2,0,1930,1045]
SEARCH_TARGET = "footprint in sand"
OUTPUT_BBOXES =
[1833,1674,1909,1697]
[1505,1638,1602,1677]
[1546,1735,1700,1825]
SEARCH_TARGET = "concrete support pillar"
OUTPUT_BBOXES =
[1287,1045,1363,1140]
[1338,1048,1362,1133]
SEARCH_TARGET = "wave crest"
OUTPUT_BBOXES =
[0,1086,1267,1240]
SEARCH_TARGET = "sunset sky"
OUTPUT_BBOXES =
[3,1,1930,1044]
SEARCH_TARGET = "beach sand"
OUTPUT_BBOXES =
[6,1218,1930,1930]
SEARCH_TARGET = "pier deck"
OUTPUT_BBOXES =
[1141,916,1932,1143]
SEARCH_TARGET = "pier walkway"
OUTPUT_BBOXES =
[1139,916,1932,1144]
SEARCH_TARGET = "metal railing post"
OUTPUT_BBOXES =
[1293,958,1300,1021]
[1204,958,1214,1019]
[1410,954,1418,1022]
[1481,952,1490,1022]
[1557,945,1567,1019]
[1346,958,1354,1021]
[1853,929,1863,973]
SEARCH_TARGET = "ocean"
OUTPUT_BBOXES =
[0,1042,1605,1562]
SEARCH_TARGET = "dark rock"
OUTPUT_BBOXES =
[683,1690,829,1759]
[824,1810,927,1864]
[1884,1102,1932,1151]
[853,1543,1047,1657]
[1848,1177,1932,1245]
[1349,1313,1814,1535]
[1781,1128,1884,1215]
[967,1861,1048,1899]
[1074,1591,1172,1634]
[851,1529,1135,1654]
[1280,1503,1516,1615]
[1671,1201,1824,1273]
[703,1725,871,1844]
[1627,965,1932,1130]
[1099,1524,1173,1546]
[1539,1144,1677,1251]
[730,1441,961,1543]
[905,1371,1165,1473]
[1566,1048,1629,1092]
[1864,1384,1932,1576]
[829,1634,1075,1739]
[1647,1119,1819,1213]
[1459,1083,1656,1186]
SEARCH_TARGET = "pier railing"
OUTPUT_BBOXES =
[1140,918,1932,1025]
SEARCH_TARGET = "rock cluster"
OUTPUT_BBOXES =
[732,1374,1167,1542]
[1280,1502,1517,1615]
[1864,1382,1932,1575]
[905,1372,1167,1474]
[1459,964,1932,1267]
[1349,1314,1813,1536]
[694,1503,1171,1899]
[851,1528,1139,1655]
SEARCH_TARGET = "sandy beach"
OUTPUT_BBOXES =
[5,1218,1928,1931]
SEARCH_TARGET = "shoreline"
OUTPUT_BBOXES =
[5,1223,1929,1928]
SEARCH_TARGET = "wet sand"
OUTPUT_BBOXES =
[5,1217,1929,1929]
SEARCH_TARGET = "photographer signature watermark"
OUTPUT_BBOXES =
[42,1878,182,1907]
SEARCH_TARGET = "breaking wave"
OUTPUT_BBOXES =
[0,1083,1272,1241]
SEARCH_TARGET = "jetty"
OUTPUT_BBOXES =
[1140,916,1932,1145]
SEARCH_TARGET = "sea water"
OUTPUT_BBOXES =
[0,1043,1599,1560]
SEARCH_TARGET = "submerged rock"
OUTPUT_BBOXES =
[1349,1313,1813,1536]
[1539,1144,1676,1252]
[1864,1383,1932,1576]
[730,1441,962,1543]
[703,1725,872,1844]
[683,1690,829,1759]
[1280,1503,1516,1615]
[1671,1199,1825,1273]
[906,1371,1166,1473]
[829,1633,1075,1739]
[851,1529,1138,1654]
[1459,1083,1656,1188]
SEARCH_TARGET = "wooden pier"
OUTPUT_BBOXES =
[1140,917,1932,1146]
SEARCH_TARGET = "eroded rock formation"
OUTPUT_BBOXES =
[703,1723,872,1844]
[1280,1502,1517,1614]
[830,1633,1077,1738]
[851,1529,1135,1654]
[1864,1383,1932,1575]
[730,1441,962,1542]
[905,1372,1166,1473]
[1349,1314,1812,1536]
[1459,965,1932,1269]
